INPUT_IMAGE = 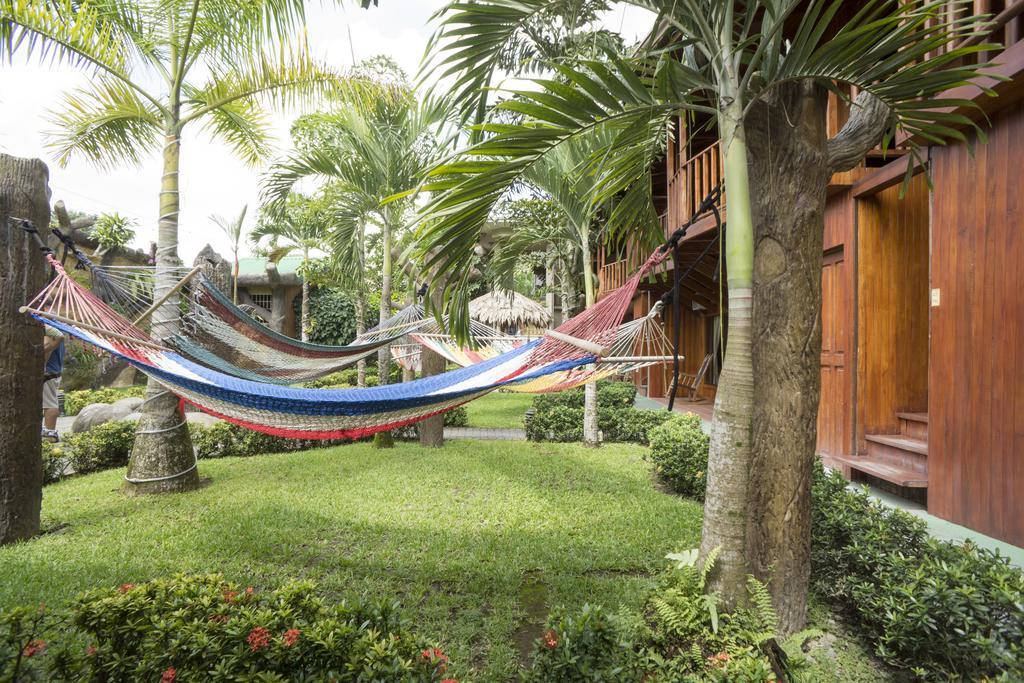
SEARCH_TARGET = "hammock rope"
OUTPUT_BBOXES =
[23,245,673,440]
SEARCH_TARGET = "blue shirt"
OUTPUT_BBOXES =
[45,340,65,375]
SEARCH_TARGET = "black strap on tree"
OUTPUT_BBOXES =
[16,218,59,284]
[656,182,724,411]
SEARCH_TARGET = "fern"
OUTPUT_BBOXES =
[745,576,778,637]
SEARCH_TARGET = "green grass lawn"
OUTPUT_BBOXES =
[463,391,535,429]
[0,440,700,682]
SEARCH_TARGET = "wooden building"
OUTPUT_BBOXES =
[598,5,1024,547]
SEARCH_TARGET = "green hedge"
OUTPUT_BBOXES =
[526,381,674,444]
[647,413,710,499]
[63,386,146,416]
[0,574,448,682]
[811,465,1024,679]
[63,421,136,474]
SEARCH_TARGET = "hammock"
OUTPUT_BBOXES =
[23,248,671,440]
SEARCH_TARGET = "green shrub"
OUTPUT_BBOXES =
[526,551,791,683]
[299,288,378,346]
[189,421,247,459]
[600,407,673,445]
[526,406,584,442]
[812,465,1024,679]
[40,441,67,485]
[531,380,637,414]
[63,386,145,416]
[1,575,448,682]
[524,604,644,682]
[647,413,710,499]
[63,421,136,474]
[444,405,469,428]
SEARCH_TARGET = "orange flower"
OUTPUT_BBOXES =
[542,629,559,649]
[160,667,176,683]
[441,679,459,683]
[85,645,97,656]
[246,626,271,652]
[245,586,255,595]
[118,583,135,593]
[282,628,301,648]
[21,640,46,658]
[708,651,730,668]
[421,647,449,673]
[223,590,239,603]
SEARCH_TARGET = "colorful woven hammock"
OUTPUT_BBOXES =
[24,248,670,439]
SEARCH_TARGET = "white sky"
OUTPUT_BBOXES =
[0,2,655,262]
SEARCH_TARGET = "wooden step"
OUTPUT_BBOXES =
[896,412,929,440]
[865,433,928,455]
[834,455,928,488]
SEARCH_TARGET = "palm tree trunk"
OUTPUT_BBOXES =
[0,153,50,545]
[355,291,367,388]
[125,125,199,494]
[373,218,394,448]
[698,90,755,607]
[232,251,239,305]
[301,247,310,342]
[580,229,600,447]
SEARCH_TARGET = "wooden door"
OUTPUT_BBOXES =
[818,247,849,456]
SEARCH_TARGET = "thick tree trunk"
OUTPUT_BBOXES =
[373,219,394,448]
[746,85,889,634]
[126,127,199,495]
[418,347,445,448]
[699,91,756,608]
[355,292,367,388]
[0,154,50,545]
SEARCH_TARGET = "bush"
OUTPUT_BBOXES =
[63,421,136,474]
[444,405,469,428]
[526,551,790,683]
[189,422,350,459]
[599,408,673,445]
[40,441,67,485]
[812,465,1024,679]
[526,406,584,442]
[63,386,145,416]
[530,380,637,414]
[299,288,379,347]
[647,413,710,499]
[1,575,449,682]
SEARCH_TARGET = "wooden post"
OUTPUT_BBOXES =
[0,154,50,545]
[133,264,203,327]
[419,289,446,448]
[543,329,610,356]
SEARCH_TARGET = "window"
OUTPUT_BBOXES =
[249,293,273,311]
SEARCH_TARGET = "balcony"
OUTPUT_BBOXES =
[666,143,723,238]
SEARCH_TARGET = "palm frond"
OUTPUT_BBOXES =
[195,92,274,166]
[45,76,162,169]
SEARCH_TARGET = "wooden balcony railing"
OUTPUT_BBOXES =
[666,142,723,236]
[928,0,1024,62]
[597,243,645,297]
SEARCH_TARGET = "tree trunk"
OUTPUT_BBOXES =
[355,292,367,388]
[301,248,310,342]
[232,253,239,305]
[373,218,394,448]
[745,84,888,634]
[418,290,446,447]
[0,154,50,545]
[580,228,600,447]
[699,90,756,608]
[125,126,199,495]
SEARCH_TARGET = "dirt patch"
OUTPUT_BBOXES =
[512,570,549,670]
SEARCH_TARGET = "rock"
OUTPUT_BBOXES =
[71,400,138,433]
[111,396,143,413]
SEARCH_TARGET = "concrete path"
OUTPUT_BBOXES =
[445,427,526,440]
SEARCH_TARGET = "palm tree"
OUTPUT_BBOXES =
[211,205,248,304]
[262,80,454,444]
[252,196,328,342]
[1,0,351,492]
[491,132,617,446]
[416,0,992,622]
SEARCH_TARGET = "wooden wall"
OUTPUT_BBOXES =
[929,102,1024,546]
[855,174,930,447]
[817,192,856,458]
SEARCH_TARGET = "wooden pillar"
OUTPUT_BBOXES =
[419,290,445,447]
[0,154,51,545]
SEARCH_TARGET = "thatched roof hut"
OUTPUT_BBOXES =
[469,288,552,334]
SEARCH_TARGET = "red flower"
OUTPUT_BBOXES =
[542,629,559,649]
[222,590,239,603]
[85,645,97,656]
[282,628,301,648]
[21,639,46,658]
[161,667,176,683]
[246,626,271,652]
[441,680,459,683]
[245,586,255,596]
[421,647,448,673]
[708,651,730,668]
[208,613,229,624]
[118,583,135,594]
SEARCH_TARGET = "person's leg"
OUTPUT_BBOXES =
[41,377,60,435]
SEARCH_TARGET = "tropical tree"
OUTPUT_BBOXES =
[1,0,350,492]
[252,194,330,341]
[416,0,992,630]
[211,205,248,304]
[262,71,454,444]
[90,212,137,257]
[490,133,616,446]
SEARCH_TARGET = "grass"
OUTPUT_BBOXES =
[463,391,534,429]
[0,440,700,682]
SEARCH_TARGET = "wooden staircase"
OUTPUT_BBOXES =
[836,412,929,488]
